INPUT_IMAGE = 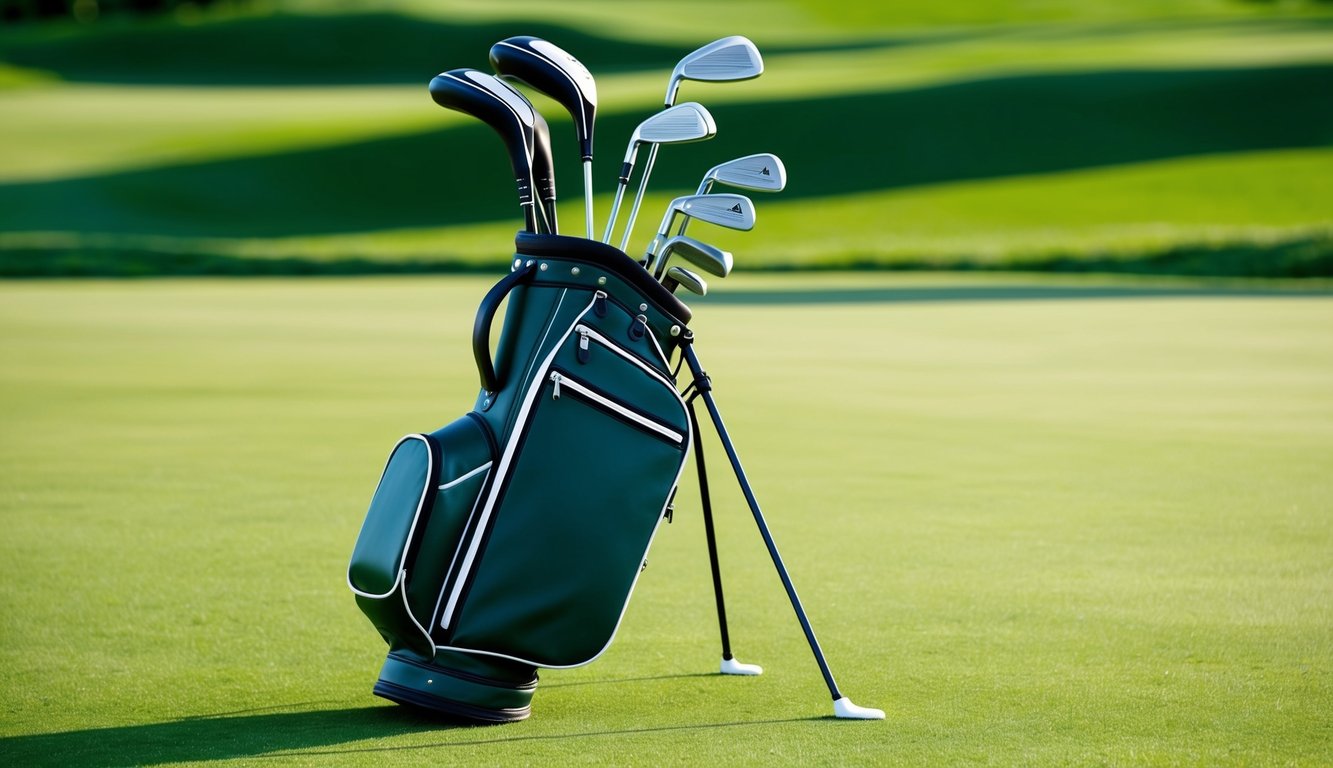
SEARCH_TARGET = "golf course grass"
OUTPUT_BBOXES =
[1,1,1330,276]
[2,1,1331,763]
[1,273,1329,765]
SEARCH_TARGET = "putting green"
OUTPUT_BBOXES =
[1,274,1328,765]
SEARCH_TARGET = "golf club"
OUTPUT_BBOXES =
[642,193,755,278]
[617,36,763,251]
[673,153,787,241]
[602,102,716,246]
[696,152,786,196]
[532,111,557,234]
[490,36,598,238]
[429,68,548,234]
[663,265,707,295]
[653,234,733,279]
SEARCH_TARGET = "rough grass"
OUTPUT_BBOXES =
[1,274,1329,765]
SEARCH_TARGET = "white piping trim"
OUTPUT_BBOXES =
[438,294,603,630]
[345,434,435,599]
[550,372,684,445]
[434,319,693,667]
[438,461,492,491]
[435,400,692,669]
[430,465,493,631]
[577,324,677,391]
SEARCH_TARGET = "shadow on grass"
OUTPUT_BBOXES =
[0,700,816,766]
[4,232,1328,279]
[0,13,689,84]
[1,64,1328,239]
[692,282,1333,307]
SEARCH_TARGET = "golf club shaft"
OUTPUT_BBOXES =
[602,180,629,244]
[583,160,595,239]
[617,143,660,252]
[681,338,845,702]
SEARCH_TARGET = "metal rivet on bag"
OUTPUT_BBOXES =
[539,262,548,272]
[639,303,648,312]
[526,259,535,267]
[571,266,580,276]
[670,325,681,337]
[513,258,522,270]
[597,276,607,286]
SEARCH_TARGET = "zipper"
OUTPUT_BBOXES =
[435,294,689,636]
[548,371,685,446]
[575,324,673,381]
[437,295,602,632]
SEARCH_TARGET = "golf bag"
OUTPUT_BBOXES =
[348,233,695,722]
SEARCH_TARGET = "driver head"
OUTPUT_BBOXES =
[489,36,598,160]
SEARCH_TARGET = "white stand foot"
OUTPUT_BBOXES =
[719,657,763,676]
[833,696,885,720]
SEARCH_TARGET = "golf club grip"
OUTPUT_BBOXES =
[473,263,537,392]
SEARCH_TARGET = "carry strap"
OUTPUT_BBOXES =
[473,263,537,394]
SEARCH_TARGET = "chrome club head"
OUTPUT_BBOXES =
[646,193,754,276]
[665,35,764,107]
[664,265,708,296]
[697,153,787,195]
[603,102,717,244]
[656,234,733,278]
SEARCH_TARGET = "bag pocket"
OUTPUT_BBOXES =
[436,327,690,667]
[349,415,494,657]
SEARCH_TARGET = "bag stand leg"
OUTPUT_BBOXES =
[688,401,763,676]
[680,335,884,720]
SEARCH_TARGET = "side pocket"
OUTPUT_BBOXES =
[348,416,494,658]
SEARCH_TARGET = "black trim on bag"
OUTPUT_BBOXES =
[514,232,691,325]
[465,412,499,464]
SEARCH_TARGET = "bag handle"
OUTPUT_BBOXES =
[473,262,537,393]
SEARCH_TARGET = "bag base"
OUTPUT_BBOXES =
[373,649,538,724]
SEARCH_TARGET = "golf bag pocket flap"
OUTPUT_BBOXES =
[348,434,442,599]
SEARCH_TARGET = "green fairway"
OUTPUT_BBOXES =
[1,274,1329,765]
[1,2,1330,276]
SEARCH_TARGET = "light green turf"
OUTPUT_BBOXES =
[1,275,1329,765]
[1,8,1330,275]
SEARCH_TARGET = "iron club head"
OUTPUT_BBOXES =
[646,193,754,276]
[697,153,787,195]
[663,265,708,296]
[602,102,717,243]
[656,234,734,278]
[664,35,764,107]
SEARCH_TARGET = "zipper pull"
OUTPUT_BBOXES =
[550,371,562,399]
[577,327,591,364]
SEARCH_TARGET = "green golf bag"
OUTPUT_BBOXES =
[348,233,695,723]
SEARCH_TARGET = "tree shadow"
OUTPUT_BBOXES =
[0,13,689,85]
[0,703,446,767]
[1,64,1328,240]
[692,281,1333,307]
[0,698,819,766]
